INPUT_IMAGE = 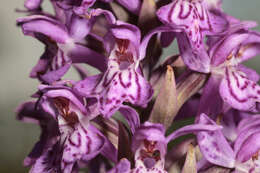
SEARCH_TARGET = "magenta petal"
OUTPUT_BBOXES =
[69,14,94,41]
[40,61,71,84]
[16,101,41,124]
[98,69,153,117]
[16,101,60,169]
[17,15,70,44]
[237,115,260,133]
[107,158,131,173]
[24,0,42,10]
[119,105,140,134]
[166,114,222,143]
[61,124,105,172]
[209,31,249,66]
[110,21,141,56]
[196,114,235,168]
[139,26,173,60]
[91,8,116,24]
[219,68,260,112]
[116,0,141,14]
[209,22,260,66]
[157,0,227,47]
[198,75,223,118]
[29,142,63,173]
[29,49,53,79]
[68,44,107,72]
[39,85,87,115]
[236,132,260,162]
[76,67,153,117]
[74,74,103,96]
[177,33,210,73]
[238,65,260,83]
[234,115,260,161]
[237,30,260,63]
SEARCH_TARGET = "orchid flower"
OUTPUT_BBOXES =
[74,20,170,117]
[16,9,112,83]
[108,113,222,173]
[157,0,228,73]
[199,22,260,115]
[197,110,260,173]
[19,83,117,173]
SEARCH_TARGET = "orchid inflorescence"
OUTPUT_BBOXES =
[16,0,260,172]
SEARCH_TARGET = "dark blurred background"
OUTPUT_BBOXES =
[0,0,259,172]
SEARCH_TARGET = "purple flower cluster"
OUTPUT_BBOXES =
[16,0,260,172]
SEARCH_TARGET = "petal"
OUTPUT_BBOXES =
[91,8,117,24]
[24,0,42,10]
[209,22,260,66]
[107,158,131,173]
[116,0,141,14]
[139,25,173,60]
[77,67,153,118]
[16,101,42,124]
[68,44,107,72]
[237,115,260,133]
[209,31,249,66]
[118,105,140,134]
[39,85,87,115]
[196,114,235,168]
[17,101,60,168]
[236,132,260,162]
[177,33,210,73]
[221,109,240,142]
[40,61,71,84]
[74,74,103,96]
[219,68,260,112]
[198,75,223,118]
[69,14,94,41]
[238,31,260,62]
[237,65,260,83]
[110,21,141,56]
[157,0,227,47]
[61,124,105,172]
[29,47,56,79]
[17,15,70,44]
[166,113,222,143]
[98,69,153,117]
[29,142,63,173]
[234,116,260,160]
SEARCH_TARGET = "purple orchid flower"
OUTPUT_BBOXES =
[73,21,171,118]
[17,9,109,83]
[199,22,260,115]
[108,113,222,172]
[197,110,260,173]
[16,101,63,172]
[156,0,228,73]
[24,83,117,173]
